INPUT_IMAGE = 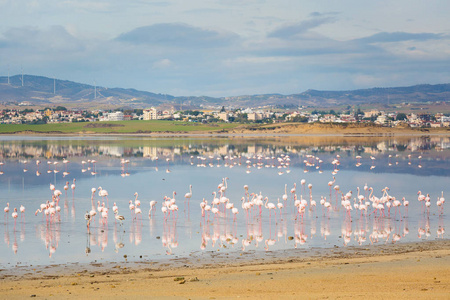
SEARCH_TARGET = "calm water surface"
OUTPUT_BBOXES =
[0,135,447,269]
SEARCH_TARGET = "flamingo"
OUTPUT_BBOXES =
[161,205,169,220]
[200,199,207,217]
[168,203,179,219]
[211,204,219,219]
[243,185,249,197]
[300,179,306,195]
[220,177,228,193]
[241,197,252,219]
[129,200,135,216]
[328,176,335,194]
[112,202,118,214]
[71,179,76,196]
[277,198,284,217]
[231,207,239,221]
[19,205,25,219]
[114,211,125,225]
[204,201,212,221]
[84,211,91,228]
[323,197,331,217]
[101,205,108,223]
[290,183,296,197]
[98,186,109,207]
[4,202,9,216]
[134,206,142,219]
[282,184,288,201]
[184,185,193,201]
[212,192,220,206]
[63,181,69,194]
[11,208,18,227]
[149,200,157,217]
[264,197,276,217]
[134,192,141,207]
[89,207,97,219]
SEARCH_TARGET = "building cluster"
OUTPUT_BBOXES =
[0,106,450,128]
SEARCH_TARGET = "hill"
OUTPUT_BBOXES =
[0,75,449,108]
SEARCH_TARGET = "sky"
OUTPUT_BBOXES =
[0,0,449,97]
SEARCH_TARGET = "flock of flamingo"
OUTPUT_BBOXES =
[0,150,447,259]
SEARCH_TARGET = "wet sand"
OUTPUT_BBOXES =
[0,240,448,299]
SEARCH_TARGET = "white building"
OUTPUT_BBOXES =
[143,107,158,120]
[101,111,124,121]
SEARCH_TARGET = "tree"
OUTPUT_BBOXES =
[354,108,363,122]
[290,115,308,123]
[396,113,407,121]
[220,106,226,113]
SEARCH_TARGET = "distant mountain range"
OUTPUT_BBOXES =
[0,75,449,109]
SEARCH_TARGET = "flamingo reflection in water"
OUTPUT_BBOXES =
[162,217,178,255]
[437,215,445,239]
[2,220,20,255]
[113,223,125,253]
[36,221,61,258]
[294,218,308,248]
[129,213,143,246]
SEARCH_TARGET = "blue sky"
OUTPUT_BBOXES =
[0,0,449,97]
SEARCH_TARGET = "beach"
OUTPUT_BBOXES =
[1,240,448,299]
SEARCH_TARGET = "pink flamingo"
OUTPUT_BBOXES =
[231,207,239,221]
[63,181,69,195]
[437,192,445,214]
[328,177,335,195]
[19,205,25,220]
[71,179,76,196]
[129,200,135,217]
[264,197,276,219]
[184,185,193,202]
[12,208,18,230]
[98,186,109,207]
[134,206,142,220]
[277,198,284,219]
[149,200,157,218]
[161,204,169,221]
[134,192,141,207]
[282,184,288,202]
[4,203,9,218]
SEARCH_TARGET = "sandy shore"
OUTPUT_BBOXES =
[0,240,448,299]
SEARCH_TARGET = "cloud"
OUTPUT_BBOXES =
[153,58,173,69]
[63,1,110,11]
[0,26,84,52]
[309,11,340,18]
[115,23,239,48]
[355,32,445,44]
[267,17,336,39]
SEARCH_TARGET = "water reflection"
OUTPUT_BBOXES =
[0,136,447,267]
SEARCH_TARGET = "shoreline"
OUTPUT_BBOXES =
[1,239,449,298]
[3,131,450,138]
[1,122,450,137]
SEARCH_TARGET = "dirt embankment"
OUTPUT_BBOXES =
[231,122,450,135]
[0,240,449,299]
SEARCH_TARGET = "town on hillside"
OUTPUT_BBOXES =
[1,105,449,128]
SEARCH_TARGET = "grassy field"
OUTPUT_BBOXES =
[0,120,240,134]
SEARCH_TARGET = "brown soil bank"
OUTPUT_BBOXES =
[231,122,450,135]
[1,240,448,299]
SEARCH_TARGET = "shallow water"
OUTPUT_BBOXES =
[0,135,447,269]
